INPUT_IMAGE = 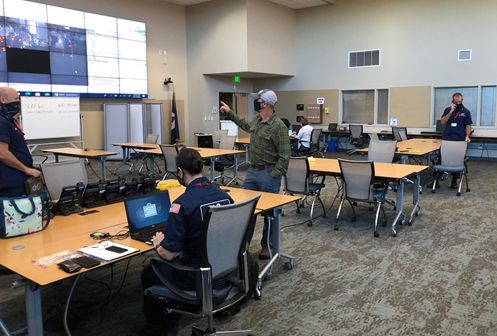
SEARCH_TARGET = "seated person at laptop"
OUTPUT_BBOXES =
[291,117,313,153]
[141,148,233,335]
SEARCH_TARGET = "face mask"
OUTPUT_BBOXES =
[253,100,263,112]
[177,168,186,186]
[1,101,20,119]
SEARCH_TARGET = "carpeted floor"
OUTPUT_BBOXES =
[1,153,497,336]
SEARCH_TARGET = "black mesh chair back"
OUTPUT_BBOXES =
[203,195,260,280]
[349,124,363,139]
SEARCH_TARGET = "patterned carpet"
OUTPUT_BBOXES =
[1,155,497,336]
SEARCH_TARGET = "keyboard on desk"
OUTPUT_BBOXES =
[130,230,157,244]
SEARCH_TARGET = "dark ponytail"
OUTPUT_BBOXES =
[176,148,203,174]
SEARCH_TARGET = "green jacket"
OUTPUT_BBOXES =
[228,111,291,178]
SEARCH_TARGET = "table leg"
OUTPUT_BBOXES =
[209,158,215,181]
[26,282,43,336]
[408,173,422,225]
[54,154,59,163]
[391,178,405,237]
[101,157,106,181]
[256,207,293,298]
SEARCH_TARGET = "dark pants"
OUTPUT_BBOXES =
[141,264,183,331]
[243,166,282,248]
[0,187,26,197]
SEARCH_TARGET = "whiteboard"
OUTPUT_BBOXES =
[21,97,81,140]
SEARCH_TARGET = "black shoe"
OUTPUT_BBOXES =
[450,179,458,189]
[258,247,271,260]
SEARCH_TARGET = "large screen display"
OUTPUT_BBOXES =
[0,0,147,98]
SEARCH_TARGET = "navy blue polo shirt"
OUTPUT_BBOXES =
[0,115,32,190]
[161,177,233,267]
[442,104,473,141]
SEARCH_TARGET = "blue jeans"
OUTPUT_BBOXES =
[243,166,282,248]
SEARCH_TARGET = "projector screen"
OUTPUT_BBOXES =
[0,0,147,98]
[21,96,80,140]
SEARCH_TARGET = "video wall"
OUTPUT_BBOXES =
[0,0,147,98]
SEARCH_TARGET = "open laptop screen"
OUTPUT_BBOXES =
[124,191,171,233]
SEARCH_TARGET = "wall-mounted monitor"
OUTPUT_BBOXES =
[0,0,147,98]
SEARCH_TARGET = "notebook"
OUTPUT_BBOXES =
[124,191,171,244]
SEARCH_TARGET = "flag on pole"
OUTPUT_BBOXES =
[170,89,180,144]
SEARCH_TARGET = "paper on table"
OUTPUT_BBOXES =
[78,241,139,262]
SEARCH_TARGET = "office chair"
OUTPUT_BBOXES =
[432,140,470,196]
[129,133,160,172]
[159,144,180,180]
[348,124,368,154]
[281,118,291,129]
[392,127,408,141]
[40,159,88,202]
[284,157,326,226]
[144,195,260,336]
[336,159,389,237]
[212,130,228,149]
[213,135,239,185]
[298,128,323,157]
[367,139,398,209]
[367,139,397,163]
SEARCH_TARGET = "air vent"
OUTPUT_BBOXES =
[458,49,472,61]
[349,49,380,68]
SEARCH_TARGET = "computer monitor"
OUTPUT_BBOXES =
[328,123,338,131]
[291,124,302,134]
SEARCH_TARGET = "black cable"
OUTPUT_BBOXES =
[64,274,81,336]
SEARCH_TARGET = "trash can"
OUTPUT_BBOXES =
[327,139,337,152]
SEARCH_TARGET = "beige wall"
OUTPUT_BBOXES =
[247,0,295,75]
[275,90,339,125]
[390,86,431,127]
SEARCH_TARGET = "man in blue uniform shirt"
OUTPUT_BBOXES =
[440,92,472,188]
[141,148,233,336]
[0,86,40,197]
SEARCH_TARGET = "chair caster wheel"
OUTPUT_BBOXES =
[392,232,397,237]
[255,285,262,300]
[307,222,312,227]
[457,192,461,196]
[408,220,413,226]
[284,261,294,271]
[431,190,435,193]
[467,189,471,192]
[374,232,379,238]
[334,226,339,231]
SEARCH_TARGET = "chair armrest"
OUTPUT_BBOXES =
[150,258,200,304]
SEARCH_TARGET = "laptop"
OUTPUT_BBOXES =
[291,124,302,134]
[124,191,171,244]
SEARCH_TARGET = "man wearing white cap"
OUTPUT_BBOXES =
[220,89,291,259]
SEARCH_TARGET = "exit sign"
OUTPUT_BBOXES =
[232,75,241,83]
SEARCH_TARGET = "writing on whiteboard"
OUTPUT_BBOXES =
[21,97,81,140]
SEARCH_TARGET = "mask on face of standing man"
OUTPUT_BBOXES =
[0,101,20,119]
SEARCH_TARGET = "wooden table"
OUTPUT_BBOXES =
[0,186,297,335]
[140,146,246,183]
[308,158,428,236]
[42,147,119,180]
[112,142,160,173]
